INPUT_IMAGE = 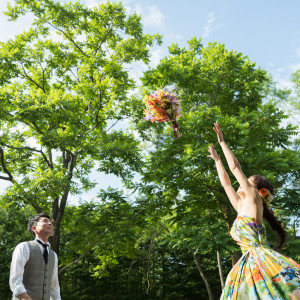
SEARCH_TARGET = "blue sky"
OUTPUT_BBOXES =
[125,0,300,88]
[0,0,299,202]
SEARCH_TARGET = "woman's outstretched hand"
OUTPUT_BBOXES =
[213,121,224,144]
[207,144,220,162]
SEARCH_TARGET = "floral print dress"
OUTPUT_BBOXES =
[221,216,300,300]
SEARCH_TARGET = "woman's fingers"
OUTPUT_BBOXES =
[208,145,215,153]
[214,121,220,131]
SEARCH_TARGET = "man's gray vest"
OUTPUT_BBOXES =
[12,240,55,300]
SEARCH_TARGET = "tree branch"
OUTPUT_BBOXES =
[20,63,45,93]
[192,250,214,300]
[31,120,43,134]
[36,60,46,92]
[217,250,225,291]
[0,175,12,181]
[69,68,80,83]
[94,21,115,55]
[0,147,41,211]
[1,143,52,169]
[42,19,89,58]
[58,241,98,275]
[105,118,124,133]
[0,148,13,182]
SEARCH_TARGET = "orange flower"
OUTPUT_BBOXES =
[259,188,268,197]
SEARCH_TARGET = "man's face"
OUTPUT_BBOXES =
[32,217,53,237]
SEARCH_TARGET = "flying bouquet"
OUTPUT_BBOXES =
[143,87,182,138]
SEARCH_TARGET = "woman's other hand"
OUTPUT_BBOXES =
[207,144,220,162]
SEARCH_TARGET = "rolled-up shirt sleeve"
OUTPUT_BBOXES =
[50,252,61,300]
[9,242,30,297]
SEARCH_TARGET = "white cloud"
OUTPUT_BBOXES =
[203,12,222,38]
[133,4,164,28]
[150,48,164,67]
[203,12,215,38]
[143,5,163,28]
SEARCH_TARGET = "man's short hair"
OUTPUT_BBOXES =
[28,213,51,237]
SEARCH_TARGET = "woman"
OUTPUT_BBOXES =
[207,121,300,300]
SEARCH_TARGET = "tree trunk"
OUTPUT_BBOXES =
[217,251,225,290]
[192,250,214,300]
[49,153,77,254]
[49,222,61,255]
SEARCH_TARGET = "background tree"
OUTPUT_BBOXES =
[130,37,300,298]
[0,0,161,255]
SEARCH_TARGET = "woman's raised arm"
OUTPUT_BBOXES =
[213,121,252,192]
[207,144,240,211]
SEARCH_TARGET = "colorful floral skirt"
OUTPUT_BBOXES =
[221,247,300,299]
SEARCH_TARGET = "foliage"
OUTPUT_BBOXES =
[0,0,161,254]
[132,38,300,297]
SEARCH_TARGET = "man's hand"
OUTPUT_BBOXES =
[17,292,32,300]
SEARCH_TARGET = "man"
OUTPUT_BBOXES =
[9,213,61,300]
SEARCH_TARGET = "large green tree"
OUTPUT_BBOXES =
[131,38,300,298]
[0,0,161,255]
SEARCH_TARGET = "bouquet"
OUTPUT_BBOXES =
[143,87,182,138]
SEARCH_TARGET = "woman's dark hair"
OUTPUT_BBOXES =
[28,213,51,237]
[249,174,287,249]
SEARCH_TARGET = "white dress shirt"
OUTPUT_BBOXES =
[9,238,61,300]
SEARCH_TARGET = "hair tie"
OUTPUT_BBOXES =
[258,188,274,205]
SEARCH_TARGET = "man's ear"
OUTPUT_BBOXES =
[32,225,37,234]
